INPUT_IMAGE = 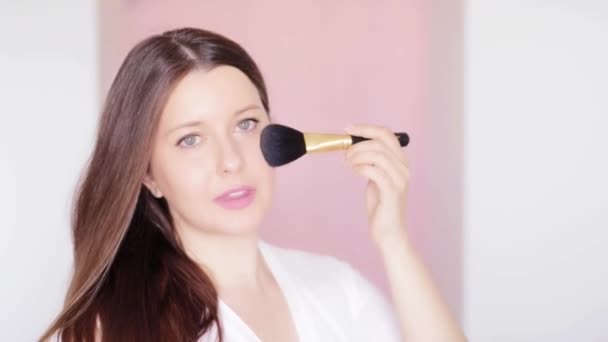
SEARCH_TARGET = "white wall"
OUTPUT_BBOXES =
[426,0,464,320]
[0,1,98,340]
[464,1,608,340]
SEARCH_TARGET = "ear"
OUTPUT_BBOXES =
[143,173,163,199]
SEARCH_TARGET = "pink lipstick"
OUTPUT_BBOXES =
[213,186,256,210]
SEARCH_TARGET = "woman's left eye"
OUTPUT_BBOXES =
[237,118,259,131]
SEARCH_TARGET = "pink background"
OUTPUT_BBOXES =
[99,0,461,318]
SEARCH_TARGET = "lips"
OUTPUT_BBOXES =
[213,186,257,210]
[214,186,255,201]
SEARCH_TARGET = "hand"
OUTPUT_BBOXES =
[344,124,411,245]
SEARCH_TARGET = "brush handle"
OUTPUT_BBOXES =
[351,132,409,147]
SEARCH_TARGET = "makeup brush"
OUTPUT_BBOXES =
[260,123,409,167]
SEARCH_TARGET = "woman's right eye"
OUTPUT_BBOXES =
[178,134,201,148]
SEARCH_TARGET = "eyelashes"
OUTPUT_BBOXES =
[237,118,259,131]
[176,117,260,148]
[178,134,200,148]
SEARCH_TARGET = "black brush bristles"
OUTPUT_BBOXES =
[260,124,307,167]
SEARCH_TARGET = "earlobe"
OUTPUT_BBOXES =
[143,174,163,198]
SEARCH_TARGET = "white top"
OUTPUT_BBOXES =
[201,240,401,342]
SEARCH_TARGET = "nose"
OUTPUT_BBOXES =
[215,136,244,175]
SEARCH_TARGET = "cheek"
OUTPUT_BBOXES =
[248,133,267,165]
[245,137,271,173]
[242,139,275,193]
[253,158,276,204]
[161,153,216,201]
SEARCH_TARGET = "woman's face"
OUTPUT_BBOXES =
[143,65,275,236]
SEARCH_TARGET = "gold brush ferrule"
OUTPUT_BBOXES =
[303,133,353,153]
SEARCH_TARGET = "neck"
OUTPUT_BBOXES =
[176,225,269,291]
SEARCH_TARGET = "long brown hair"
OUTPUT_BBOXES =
[40,27,270,342]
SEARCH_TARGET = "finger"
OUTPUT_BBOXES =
[347,150,408,191]
[402,151,410,168]
[345,139,408,171]
[344,124,403,155]
[351,164,397,201]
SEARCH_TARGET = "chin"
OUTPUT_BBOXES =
[216,217,261,236]
[213,205,267,235]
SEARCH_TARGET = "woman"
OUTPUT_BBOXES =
[40,27,465,341]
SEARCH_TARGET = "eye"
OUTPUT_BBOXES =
[178,134,201,148]
[237,118,259,132]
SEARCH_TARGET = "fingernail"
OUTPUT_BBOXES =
[344,124,354,132]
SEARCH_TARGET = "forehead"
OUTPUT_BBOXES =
[159,65,262,128]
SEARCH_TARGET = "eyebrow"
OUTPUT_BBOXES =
[166,104,263,136]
